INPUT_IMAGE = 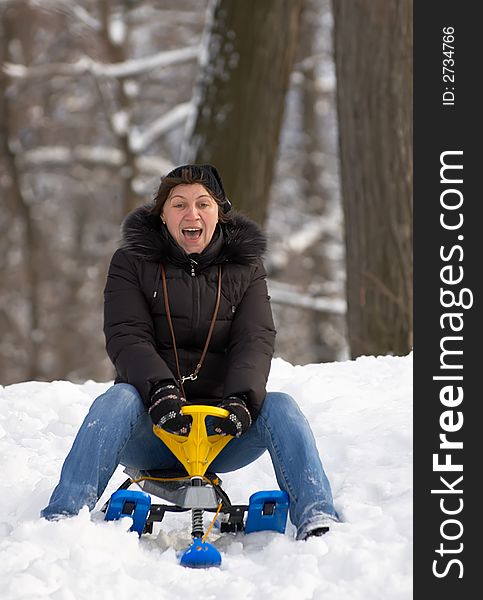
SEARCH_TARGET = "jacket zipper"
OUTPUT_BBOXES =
[191,259,200,376]
[153,264,162,299]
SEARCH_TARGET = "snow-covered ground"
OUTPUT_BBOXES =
[0,354,412,600]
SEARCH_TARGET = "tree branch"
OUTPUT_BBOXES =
[130,102,192,152]
[2,46,198,79]
[19,144,173,175]
[268,280,346,315]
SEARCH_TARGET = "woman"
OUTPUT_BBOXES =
[42,164,339,540]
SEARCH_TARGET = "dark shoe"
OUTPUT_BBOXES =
[304,526,329,540]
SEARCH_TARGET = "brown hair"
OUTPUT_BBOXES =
[150,166,230,223]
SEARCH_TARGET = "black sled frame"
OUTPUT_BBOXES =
[101,468,248,535]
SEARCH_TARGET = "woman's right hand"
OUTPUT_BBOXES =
[148,381,191,435]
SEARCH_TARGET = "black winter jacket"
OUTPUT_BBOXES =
[103,205,276,418]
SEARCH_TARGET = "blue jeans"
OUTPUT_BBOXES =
[41,384,338,539]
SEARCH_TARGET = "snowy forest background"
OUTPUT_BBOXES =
[0,0,412,387]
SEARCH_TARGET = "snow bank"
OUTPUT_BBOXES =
[0,354,412,600]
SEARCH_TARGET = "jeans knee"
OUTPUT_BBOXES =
[90,383,145,420]
[261,391,303,422]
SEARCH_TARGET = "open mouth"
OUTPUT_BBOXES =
[182,228,202,240]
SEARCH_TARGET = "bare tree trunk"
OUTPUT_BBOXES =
[332,0,413,357]
[299,0,338,362]
[98,0,138,215]
[183,0,303,225]
[0,7,42,380]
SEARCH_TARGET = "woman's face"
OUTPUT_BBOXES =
[162,183,219,254]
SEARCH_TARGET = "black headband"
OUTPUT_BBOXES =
[165,164,232,214]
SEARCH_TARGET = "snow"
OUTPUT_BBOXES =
[108,15,126,46]
[0,354,412,600]
[111,111,130,136]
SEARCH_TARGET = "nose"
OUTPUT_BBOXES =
[185,204,200,219]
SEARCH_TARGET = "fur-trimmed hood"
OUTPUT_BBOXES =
[120,204,267,267]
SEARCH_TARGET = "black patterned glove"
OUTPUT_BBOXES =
[148,380,191,435]
[213,395,252,438]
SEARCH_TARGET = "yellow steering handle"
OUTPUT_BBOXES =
[153,405,233,478]
[181,405,230,420]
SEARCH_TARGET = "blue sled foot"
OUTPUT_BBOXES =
[104,490,151,537]
[179,537,222,568]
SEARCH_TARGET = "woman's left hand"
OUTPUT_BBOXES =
[213,395,252,438]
